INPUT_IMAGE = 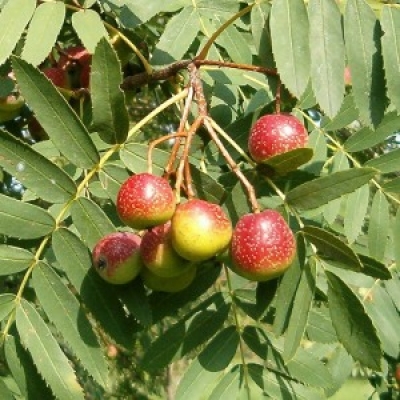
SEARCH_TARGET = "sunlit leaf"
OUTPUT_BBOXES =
[21,2,65,66]
[71,9,108,52]
[32,262,109,388]
[308,0,345,118]
[0,294,15,322]
[344,0,386,126]
[16,299,85,399]
[381,6,400,112]
[364,148,400,174]
[270,0,310,97]
[0,0,36,65]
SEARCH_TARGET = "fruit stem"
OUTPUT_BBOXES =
[223,264,252,400]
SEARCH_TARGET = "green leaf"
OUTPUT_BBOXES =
[21,2,65,66]
[175,326,239,400]
[243,327,333,389]
[0,129,77,203]
[71,9,108,53]
[344,111,400,152]
[215,22,252,65]
[326,271,382,370]
[344,0,386,126]
[270,0,310,97]
[358,255,391,280]
[91,38,129,144]
[273,237,305,335]
[98,163,130,202]
[32,262,109,388]
[16,299,85,400]
[209,365,242,400]
[306,308,337,343]
[394,209,400,269]
[0,294,15,322]
[283,259,316,361]
[363,284,400,358]
[344,185,369,244]
[141,321,186,372]
[182,303,231,356]
[152,6,200,65]
[286,167,377,210]
[382,176,400,193]
[251,3,271,57]
[381,6,400,113]
[323,152,349,225]
[120,143,169,176]
[322,93,359,131]
[0,194,55,239]
[368,190,389,261]
[0,0,36,65]
[190,164,226,203]
[4,334,54,400]
[0,245,33,275]
[248,363,324,400]
[308,0,345,118]
[302,226,362,271]
[12,57,99,169]
[70,197,116,249]
[364,148,400,174]
[0,378,13,400]
[302,129,327,175]
[52,228,136,349]
[261,148,314,176]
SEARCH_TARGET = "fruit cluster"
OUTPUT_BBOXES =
[92,113,306,292]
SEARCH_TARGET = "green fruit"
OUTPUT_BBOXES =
[140,222,193,277]
[141,265,196,292]
[92,232,143,284]
[171,199,232,262]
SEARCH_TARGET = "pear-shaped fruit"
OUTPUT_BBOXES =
[140,222,193,277]
[92,232,143,284]
[171,199,232,262]
[116,173,176,230]
[248,114,308,163]
[230,210,296,281]
[141,264,196,292]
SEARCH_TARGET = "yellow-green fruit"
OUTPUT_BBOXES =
[140,222,193,277]
[141,265,196,292]
[171,199,232,262]
[92,232,143,284]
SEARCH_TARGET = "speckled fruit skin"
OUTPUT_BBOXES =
[116,173,176,230]
[92,232,143,284]
[248,114,308,163]
[230,210,296,281]
[140,222,193,277]
[141,264,196,292]
[170,199,232,262]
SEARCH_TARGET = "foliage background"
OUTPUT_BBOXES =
[0,0,399,399]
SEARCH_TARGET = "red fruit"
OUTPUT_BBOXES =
[92,232,143,284]
[248,114,308,163]
[116,173,176,230]
[58,46,91,88]
[395,364,400,386]
[170,199,232,262]
[344,66,352,86]
[230,210,296,281]
[42,67,68,88]
[140,222,192,277]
